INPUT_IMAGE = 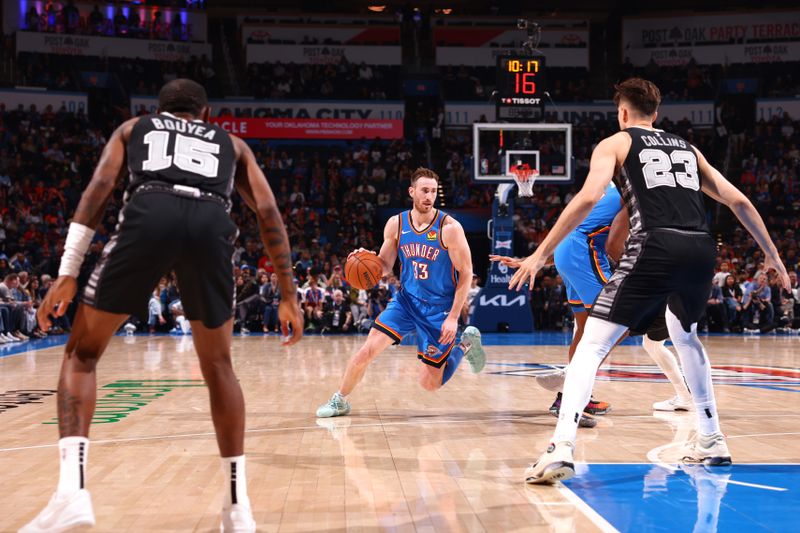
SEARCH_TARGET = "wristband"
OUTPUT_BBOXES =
[58,222,96,278]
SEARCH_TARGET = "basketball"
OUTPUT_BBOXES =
[344,251,383,290]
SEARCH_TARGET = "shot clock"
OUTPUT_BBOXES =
[495,55,546,108]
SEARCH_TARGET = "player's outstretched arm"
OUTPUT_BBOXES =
[508,133,624,290]
[440,219,472,345]
[232,137,303,345]
[695,147,790,290]
[37,118,137,330]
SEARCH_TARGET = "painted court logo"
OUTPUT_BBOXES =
[0,390,57,414]
[43,379,205,425]
[491,362,800,390]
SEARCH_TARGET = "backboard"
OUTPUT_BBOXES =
[473,122,572,183]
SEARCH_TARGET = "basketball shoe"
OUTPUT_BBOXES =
[220,503,256,533]
[548,392,598,428]
[524,441,576,484]
[682,432,732,466]
[535,367,566,392]
[316,392,351,418]
[584,397,611,415]
[19,489,95,533]
[653,395,694,412]
[461,326,486,373]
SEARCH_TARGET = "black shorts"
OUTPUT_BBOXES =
[82,190,238,328]
[591,229,716,334]
[629,303,669,341]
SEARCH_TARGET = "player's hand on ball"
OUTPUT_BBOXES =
[439,315,458,345]
[489,254,523,268]
[508,253,546,291]
[37,276,78,331]
[278,297,304,346]
[347,247,375,260]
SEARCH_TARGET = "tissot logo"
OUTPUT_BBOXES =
[478,294,526,307]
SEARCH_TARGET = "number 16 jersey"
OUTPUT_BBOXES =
[617,126,709,235]
[396,209,456,305]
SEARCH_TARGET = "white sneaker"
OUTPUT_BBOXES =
[524,441,576,484]
[0,333,10,343]
[315,392,351,418]
[683,432,732,466]
[535,367,566,392]
[19,489,95,533]
[653,395,694,412]
[460,326,486,373]
[220,503,256,533]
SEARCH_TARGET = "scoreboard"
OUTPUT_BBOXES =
[495,55,546,119]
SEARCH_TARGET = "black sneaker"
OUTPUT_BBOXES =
[548,392,596,428]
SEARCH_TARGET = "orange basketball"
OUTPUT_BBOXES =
[344,251,383,290]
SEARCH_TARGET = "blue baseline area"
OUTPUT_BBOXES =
[564,463,799,533]
[0,335,68,358]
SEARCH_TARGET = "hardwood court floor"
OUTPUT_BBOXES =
[1,333,799,532]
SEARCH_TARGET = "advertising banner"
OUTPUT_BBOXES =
[756,98,800,121]
[437,46,588,68]
[209,118,403,140]
[131,96,404,120]
[623,11,800,65]
[246,44,401,65]
[16,32,211,61]
[242,25,400,46]
[0,89,87,113]
[444,101,715,127]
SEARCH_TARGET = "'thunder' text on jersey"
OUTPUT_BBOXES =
[397,210,456,305]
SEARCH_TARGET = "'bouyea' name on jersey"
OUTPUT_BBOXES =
[150,116,217,141]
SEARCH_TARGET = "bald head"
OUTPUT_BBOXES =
[158,79,208,118]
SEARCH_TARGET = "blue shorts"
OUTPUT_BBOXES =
[372,289,456,368]
[553,230,612,313]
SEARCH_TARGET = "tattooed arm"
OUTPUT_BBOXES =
[232,136,303,345]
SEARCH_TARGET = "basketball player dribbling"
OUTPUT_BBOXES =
[506,78,790,484]
[20,79,304,532]
[316,167,486,418]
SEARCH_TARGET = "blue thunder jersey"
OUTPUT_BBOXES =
[396,209,457,305]
[575,182,622,236]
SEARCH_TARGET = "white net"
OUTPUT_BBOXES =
[510,165,538,197]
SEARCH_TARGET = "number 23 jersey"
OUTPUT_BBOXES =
[396,209,457,305]
[126,112,237,200]
[617,126,708,235]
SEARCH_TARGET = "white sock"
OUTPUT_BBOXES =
[221,455,250,508]
[177,316,190,334]
[643,335,692,401]
[553,317,627,444]
[665,307,721,435]
[57,436,89,497]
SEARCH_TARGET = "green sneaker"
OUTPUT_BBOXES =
[316,392,351,418]
[461,326,486,373]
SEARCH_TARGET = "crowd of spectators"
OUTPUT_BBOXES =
[620,60,800,100]
[1,97,799,339]
[15,52,219,97]
[245,61,401,100]
[22,1,198,41]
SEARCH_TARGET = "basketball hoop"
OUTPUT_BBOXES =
[510,165,538,197]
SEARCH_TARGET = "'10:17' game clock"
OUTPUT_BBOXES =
[495,55,546,120]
